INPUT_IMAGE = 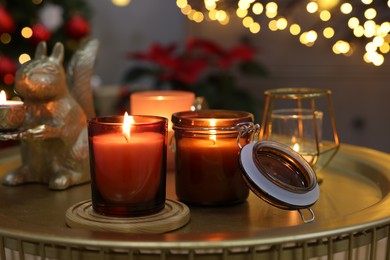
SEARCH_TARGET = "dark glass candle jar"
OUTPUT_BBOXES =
[172,110,254,206]
[88,115,168,217]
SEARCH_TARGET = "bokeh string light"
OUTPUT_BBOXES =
[111,0,131,7]
[176,0,390,66]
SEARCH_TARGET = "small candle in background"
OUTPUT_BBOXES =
[269,108,323,167]
[0,90,25,131]
[292,142,316,165]
[88,113,168,217]
[130,90,195,171]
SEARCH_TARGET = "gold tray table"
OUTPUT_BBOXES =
[0,144,390,259]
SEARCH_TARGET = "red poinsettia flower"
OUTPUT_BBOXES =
[229,45,255,61]
[125,38,266,89]
[185,38,225,57]
[131,43,209,85]
[131,43,178,68]
[173,58,208,85]
[218,44,255,68]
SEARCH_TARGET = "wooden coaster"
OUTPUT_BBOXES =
[65,199,190,234]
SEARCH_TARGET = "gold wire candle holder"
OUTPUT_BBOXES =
[259,88,340,181]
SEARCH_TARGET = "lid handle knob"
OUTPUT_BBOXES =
[298,208,315,223]
[236,122,260,149]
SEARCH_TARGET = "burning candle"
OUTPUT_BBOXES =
[130,90,195,171]
[292,142,316,165]
[172,110,254,205]
[88,113,168,217]
[269,108,323,167]
[0,90,25,131]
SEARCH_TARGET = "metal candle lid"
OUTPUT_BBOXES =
[239,140,320,223]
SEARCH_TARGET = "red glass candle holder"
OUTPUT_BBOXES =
[172,110,254,206]
[87,115,168,217]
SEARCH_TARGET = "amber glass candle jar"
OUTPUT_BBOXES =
[172,110,254,206]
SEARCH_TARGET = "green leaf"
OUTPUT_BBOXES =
[239,61,268,77]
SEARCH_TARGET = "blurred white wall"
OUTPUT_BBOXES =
[86,0,185,85]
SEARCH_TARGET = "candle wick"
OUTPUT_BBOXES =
[124,134,129,143]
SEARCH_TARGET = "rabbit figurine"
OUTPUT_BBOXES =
[1,39,99,190]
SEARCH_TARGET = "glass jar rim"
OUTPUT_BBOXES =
[172,110,254,129]
[88,115,167,127]
[271,108,323,120]
[264,88,331,99]
[131,90,195,101]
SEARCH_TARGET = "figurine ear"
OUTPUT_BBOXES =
[35,42,47,59]
[50,42,64,64]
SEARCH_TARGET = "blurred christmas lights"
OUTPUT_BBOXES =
[176,0,390,66]
[0,0,91,92]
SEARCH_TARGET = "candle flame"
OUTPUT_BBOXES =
[0,90,6,105]
[293,143,300,152]
[209,130,217,143]
[122,112,134,142]
[209,119,217,143]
